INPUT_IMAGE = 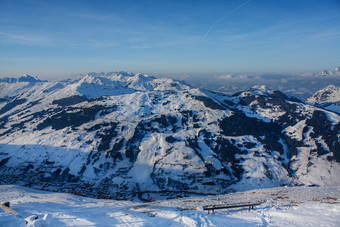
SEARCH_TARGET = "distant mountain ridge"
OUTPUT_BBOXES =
[317,66,340,77]
[0,72,339,199]
[0,74,47,83]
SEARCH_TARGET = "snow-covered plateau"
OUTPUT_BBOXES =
[0,72,339,200]
[0,185,339,226]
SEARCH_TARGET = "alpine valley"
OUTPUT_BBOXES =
[0,72,339,199]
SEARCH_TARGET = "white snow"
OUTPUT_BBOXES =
[284,120,306,141]
[1,185,339,227]
[323,103,340,114]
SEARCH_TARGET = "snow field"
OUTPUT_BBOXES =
[1,185,339,227]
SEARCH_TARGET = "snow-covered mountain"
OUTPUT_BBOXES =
[0,72,339,199]
[317,66,340,77]
[0,74,47,83]
[306,85,340,114]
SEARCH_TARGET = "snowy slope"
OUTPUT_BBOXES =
[0,185,339,227]
[306,85,340,114]
[0,73,340,199]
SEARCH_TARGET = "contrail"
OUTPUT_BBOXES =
[203,0,251,39]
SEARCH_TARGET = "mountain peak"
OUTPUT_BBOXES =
[306,85,340,104]
[250,85,268,91]
[21,73,35,78]
[317,66,340,77]
[18,74,40,82]
[237,84,273,97]
[115,71,136,77]
[325,84,337,90]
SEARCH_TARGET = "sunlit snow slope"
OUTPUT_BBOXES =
[1,185,339,227]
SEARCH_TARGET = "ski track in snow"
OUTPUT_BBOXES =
[1,185,340,226]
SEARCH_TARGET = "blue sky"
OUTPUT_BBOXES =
[1,0,340,78]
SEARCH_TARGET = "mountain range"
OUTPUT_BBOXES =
[180,66,340,100]
[0,72,339,199]
[318,66,340,77]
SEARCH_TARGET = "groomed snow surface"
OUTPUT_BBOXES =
[1,185,339,227]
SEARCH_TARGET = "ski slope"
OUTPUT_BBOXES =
[0,185,339,226]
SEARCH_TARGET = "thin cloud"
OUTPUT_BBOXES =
[74,12,116,20]
[0,32,50,45]
[203,0,251,39]
[215,74,250,80]
[216,74,233,79]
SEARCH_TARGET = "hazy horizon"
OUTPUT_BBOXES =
[1,67,339,101]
